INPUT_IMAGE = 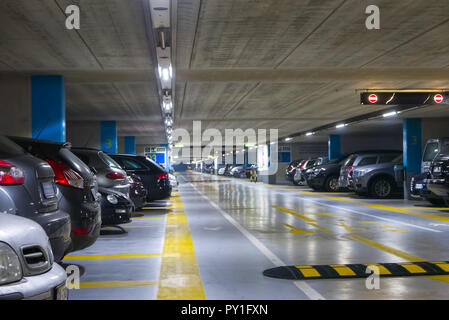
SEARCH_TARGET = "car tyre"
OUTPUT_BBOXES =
[369,176,393,199]
[324,175,340,192]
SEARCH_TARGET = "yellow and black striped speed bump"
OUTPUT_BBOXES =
[263,261,449,280]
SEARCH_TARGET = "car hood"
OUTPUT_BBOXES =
[0,213,49,252]
[434,153,449,163]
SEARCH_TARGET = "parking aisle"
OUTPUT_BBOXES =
[65,202,169,300]
[180,172,449,299]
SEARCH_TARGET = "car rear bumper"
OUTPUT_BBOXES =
[31,210,71,262]
[0,263,67,300]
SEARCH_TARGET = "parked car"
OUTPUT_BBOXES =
[9,137,102,253]
[127,173,147,210]
[168,172,178,188]
[71,148,130,197]
[217,166,227,175]
[293,159,317,186]
[109,154,172,201]
[0,212,67,300]
[285,160,303,182]
[305,157,347,192]
[352,155,403,198]
[0,136,71,261]
[338,151,402,190]
[411,138,449,205]
[426,152,449,206]
[230,165,246,178]
[98,187,133,226]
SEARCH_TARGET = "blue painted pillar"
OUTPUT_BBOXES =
[31,75,66,142]
[124,136,136,155]
[100,121,117,154]
[328,134,341,160]
[403,118,422,174]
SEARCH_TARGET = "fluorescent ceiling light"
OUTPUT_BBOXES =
[162,68,170,81]
[284,137,292,142]
[383,111,398,118]
[336,124,347,129]
[305,132,314,136]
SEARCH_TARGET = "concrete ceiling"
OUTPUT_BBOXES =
[175,0,449,142]
[0,0,166,143]
[0,0,449,146]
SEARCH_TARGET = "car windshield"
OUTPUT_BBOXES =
[0,136,25,157]
[99,152,122,169]
[423,142,439,162]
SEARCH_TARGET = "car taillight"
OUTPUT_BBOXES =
[289,166,296,173]
[348,166,356,176]
[300,162,306,169]
[45,159,84,189]
[72,228,89,235]
[0,160,24,185]
[157,173,168,181]
[106,172,125,180]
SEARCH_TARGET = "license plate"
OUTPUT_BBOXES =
[42,182,56,199]
[433,167,442,173]
[55,283,68,300]
[415,184,424,190]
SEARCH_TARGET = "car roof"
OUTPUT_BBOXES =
[8,136,71,149]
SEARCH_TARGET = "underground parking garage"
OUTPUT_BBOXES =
[1,0,449,311]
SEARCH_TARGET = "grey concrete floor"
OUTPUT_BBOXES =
[66,171,449,299]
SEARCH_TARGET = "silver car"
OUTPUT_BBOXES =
[0,213,67,300]
[71,148,130,196]
[352,155,403,198]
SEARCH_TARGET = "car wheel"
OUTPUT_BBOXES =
[369,177,393,199]
[324,175,340,192]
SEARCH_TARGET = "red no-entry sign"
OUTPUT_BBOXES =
[368,94,378,103]
[434,94,444,104]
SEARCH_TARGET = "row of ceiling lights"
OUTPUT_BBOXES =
[149,0,174,150]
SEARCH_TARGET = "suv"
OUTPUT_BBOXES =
[338,151,402,190]
[305,157,345,192]
[426,153,449,206]
[0,213,67,300]
[9,137,102,252]
[352,154,403,198]
[110,154,172,201]
[0,136,71,261]
[411,138,449,205]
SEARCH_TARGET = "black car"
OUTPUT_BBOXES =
[98,187,133,226]
[109,154,172,201]
[9,137,102,253]
[127,173,147,210]
[0,136,71,261]
[305,157,347,192]
[426,153,449,206]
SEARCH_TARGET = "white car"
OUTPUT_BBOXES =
[217,167,226,175]
[0,213,67,300]
[169,173,178,187]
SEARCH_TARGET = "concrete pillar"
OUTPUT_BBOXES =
[31,75,65,142]
[124,136,136,155]
[100,121,117,154]
[328,134,341,160]
[403,118,422,199]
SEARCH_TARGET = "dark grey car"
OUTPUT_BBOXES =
[71,148,130,197]
[338,151,401,190]
[8,137,102,253]
[352,155,403,198]
[0,136,71,261]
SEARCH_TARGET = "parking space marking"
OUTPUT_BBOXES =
[284,223,315,234]
[272,206,318,222]
[72,280,157,289]
[157,194,206,300]
[192,184,325,300]
[64,254,161,260]
[132,217,165,221]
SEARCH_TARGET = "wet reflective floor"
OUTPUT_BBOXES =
[66,171,449,299]
[180,172,449,299]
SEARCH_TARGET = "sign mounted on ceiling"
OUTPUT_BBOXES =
[360,92,449,105]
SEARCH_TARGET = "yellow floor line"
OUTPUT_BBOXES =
[142,206,171,210]
[349,234,449,284]
[71,280,157,289]
[298,191,449,224]
[157,196,206,300]
[64,254,161,260]
[132,217,165,221]
[272,205,318,222]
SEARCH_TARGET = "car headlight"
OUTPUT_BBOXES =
[0,242,22,285]
[106,194,118,205]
